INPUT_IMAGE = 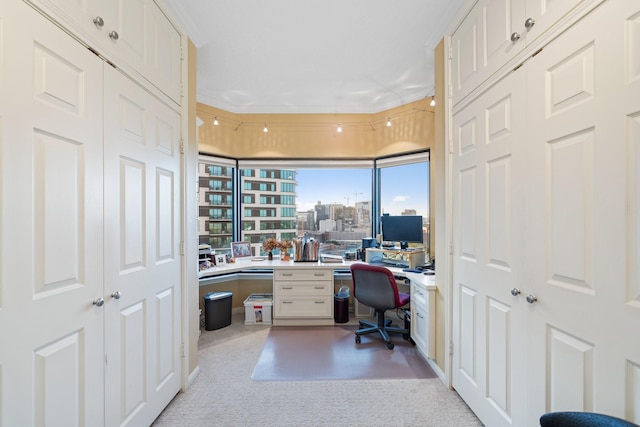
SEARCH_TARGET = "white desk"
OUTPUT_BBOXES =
[198,259,436,359]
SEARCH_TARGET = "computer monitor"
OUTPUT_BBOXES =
[381,215,423,250]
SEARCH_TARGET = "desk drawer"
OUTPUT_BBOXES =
[274,269,331,281]
[274,296,332,318]
[275,282,331,296]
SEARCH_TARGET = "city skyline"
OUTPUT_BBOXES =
[295,163,429,217]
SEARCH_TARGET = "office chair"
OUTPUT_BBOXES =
[540,411,638,427]
[350,262,411,350]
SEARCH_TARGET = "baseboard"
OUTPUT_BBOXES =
[425,357,446,385]
[184,364,200,391]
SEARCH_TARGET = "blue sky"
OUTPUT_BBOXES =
[294,163,429,216]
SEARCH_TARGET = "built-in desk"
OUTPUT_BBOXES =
[198,258,436,359]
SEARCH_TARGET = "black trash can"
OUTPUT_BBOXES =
[203,291,233,331]
[334,292,349,324]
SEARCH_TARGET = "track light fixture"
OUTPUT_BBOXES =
[337,123,342,133]
[213,117,219,126]
[386,118,392,127]
[430,96,436,107]
[263,124,268,133]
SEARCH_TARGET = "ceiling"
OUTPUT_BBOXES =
[159,0,466,114]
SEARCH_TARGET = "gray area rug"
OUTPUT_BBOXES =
[252,325,437,381]
[152,313,483,426]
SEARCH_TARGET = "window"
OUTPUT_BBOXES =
[198,154,430,260]
[239,160,374,257]
[198,156,235,255]
[377,152,430,254]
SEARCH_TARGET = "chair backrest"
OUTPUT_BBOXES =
[539,412,638,427]
[350,263,403,310]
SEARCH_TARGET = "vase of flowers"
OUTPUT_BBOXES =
[262,237,278,260]
[278,239,293,261]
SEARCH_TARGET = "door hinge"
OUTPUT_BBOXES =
[180,241,185,255]
[449,341,454,356]
[180,343,185,358]
[449,243,454,255]
[180,139,185,154]
[448,44,453,60]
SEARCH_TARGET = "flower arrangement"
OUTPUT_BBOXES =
[277,239,293,251]
[277,239,293,260]
[262,237,279,253]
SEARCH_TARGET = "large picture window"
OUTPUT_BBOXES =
[197,153,429,260]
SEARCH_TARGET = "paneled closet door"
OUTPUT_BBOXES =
[0,1,104,425]
[103,66,182,427]
[525,0,640,422]
[451,68,528,427]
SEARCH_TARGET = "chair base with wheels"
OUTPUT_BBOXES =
[355,308,410,349]
[540,412,639,427]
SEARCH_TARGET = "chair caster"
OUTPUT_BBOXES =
[355,335,361,344]
[386,342,394,350]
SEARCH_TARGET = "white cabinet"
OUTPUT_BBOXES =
[410,279,435,360]
[451,0,586,104]
[0,1,183,425]
[273,268,334,325]
[449,0,640,425]
[31,0,181,103]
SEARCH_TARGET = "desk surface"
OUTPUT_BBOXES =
[199,258,437,290]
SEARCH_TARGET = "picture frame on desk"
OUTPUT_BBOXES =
[214,254,227,265]
[231,241,252,258]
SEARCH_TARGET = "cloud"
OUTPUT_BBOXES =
[392,195,409,203]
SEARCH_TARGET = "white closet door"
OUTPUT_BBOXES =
[103,66,182,427]
[0,1,104,425]
[525,0,640,421]
[451,68,528,426]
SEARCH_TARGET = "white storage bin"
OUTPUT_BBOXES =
[243,293,273,325]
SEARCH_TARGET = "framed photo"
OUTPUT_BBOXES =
[214,254,227,265]
[231,241,252,258]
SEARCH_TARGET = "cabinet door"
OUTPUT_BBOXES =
[103,67,182,427]
[525,0,640,421]
[411,284,429,358]
[0,1,105,425]
[451,67,528,426]
[451,0,587,105]
[451,0,526,103]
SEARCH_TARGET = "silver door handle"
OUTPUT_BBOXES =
[524,18,535,29]
[510,288,521,296]
[109,31,119,41]
[93,298,105,307]
[93,16,104,28]
[526,294,538,304]
[511,32,521,42]
[111,291,122,300]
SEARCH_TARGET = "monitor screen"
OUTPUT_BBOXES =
[381,215,423,248]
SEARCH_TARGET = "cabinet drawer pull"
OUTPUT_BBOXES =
[282,273,293,276]
[282,301,293,304]
[416,312,424,318]
[282,286,293,290]
[315,301,325,304]
[314,273,325,277]
[314,286,325,289]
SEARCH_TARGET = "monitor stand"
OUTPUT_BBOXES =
[400,241,408,250]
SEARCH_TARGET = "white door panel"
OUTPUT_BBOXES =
[0,1,104,425]
[525,0,640,422]
[452,68,528,427]
[104,66,181,427]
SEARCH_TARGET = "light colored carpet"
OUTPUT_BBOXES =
[152,313,484,427]
[252,325,437,381]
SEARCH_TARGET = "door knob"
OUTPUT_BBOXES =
[109,31,119,41]
[526,294,538,304]
[511,32,521,42]
[92,297,105,307]
[524,18,535,29]
[93,16,104,28]
[510,288,521,296]
[111,291,122,300]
